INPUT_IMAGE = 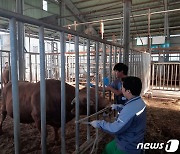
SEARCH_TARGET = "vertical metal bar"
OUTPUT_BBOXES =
[156,64,158,88]
[56,54,59,80]
[152,63,154,89]
[69,55,71,82]
[178,64,180,90]
[24,53,26,81]
[160,64,162,89]
[35,54,37,82]
[132,51,135,76]
[163,64,165,89]
[119,48,122,63]
[148,9,151,53]
[135,53,137,76]
[137,53,140,77]
[123,0,131,65]
[171,64,173,90]
[86,39,90,140]
[95,41,99,154]
[60,31,66,154]
[60,0,66,26]
[10,18,20,154]
[65,55,69,82]
[164,0,170,62]
[75,35,80,154]
[133,53,136,76]
[114,46,117,65]
[0,50,3,91]
[179,64,180,90]
[71,55,73,82]
[39,26,46,154]
[116,48,119,62]
[136,53,138,76]
[140,53,143,79]
[95,42,99,114]
[29,54,32,82]
[129,50,132,75]
[8,52,11,81]
[16,0,24,81]
[109,45,112,102]
[147,53,151,91]
[28,32,31,52]
[167,64,170,90]
[45,55,47,79]
[138,53,140,77]
[102,43,106,98]
[175,64,177,90]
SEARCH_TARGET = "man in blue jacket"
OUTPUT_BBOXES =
[90,76,146,154]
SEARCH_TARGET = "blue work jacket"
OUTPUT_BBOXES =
[97,96,146,154]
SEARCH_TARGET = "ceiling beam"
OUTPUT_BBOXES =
[63,0,97,34]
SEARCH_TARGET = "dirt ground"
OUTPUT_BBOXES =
[0,97,179,154]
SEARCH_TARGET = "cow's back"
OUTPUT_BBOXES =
[2,79,76,126]
[31,79,76,127]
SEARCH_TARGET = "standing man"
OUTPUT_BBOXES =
[105,63,128,105]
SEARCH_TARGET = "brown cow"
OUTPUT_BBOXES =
[0,79,76,141]
[0,79,109,141]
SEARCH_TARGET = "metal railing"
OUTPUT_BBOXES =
[151,62,180,91]
[0,8,151,154]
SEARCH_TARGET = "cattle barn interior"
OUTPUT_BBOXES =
[0,0,179,154]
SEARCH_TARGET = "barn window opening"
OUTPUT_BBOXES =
[43,0,48,11]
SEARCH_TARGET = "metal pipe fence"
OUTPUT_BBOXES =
[0,8,150,154]
[151,62,180,91]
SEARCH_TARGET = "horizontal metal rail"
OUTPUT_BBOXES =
[0,8,123,48]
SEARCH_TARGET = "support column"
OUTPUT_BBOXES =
[123,0,131,65]
[60,0,66,26]
[16,0,25,80]
[164,0,170,62]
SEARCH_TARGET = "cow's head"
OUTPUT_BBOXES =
[71,87,109,115]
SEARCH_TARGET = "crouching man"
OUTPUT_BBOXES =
[90,76,146,154]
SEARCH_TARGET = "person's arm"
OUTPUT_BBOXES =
[105,86,122,96]
[91,107,134,135]
[91,84,108,92]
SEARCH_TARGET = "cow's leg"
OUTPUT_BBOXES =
[31,111,41,133]
[53,127,59,142]
[0,110,7,135]
[31,111,43,148]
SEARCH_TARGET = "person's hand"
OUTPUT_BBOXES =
[90,120,101,128]
[111,104,124,110]
[111,104,117,110]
